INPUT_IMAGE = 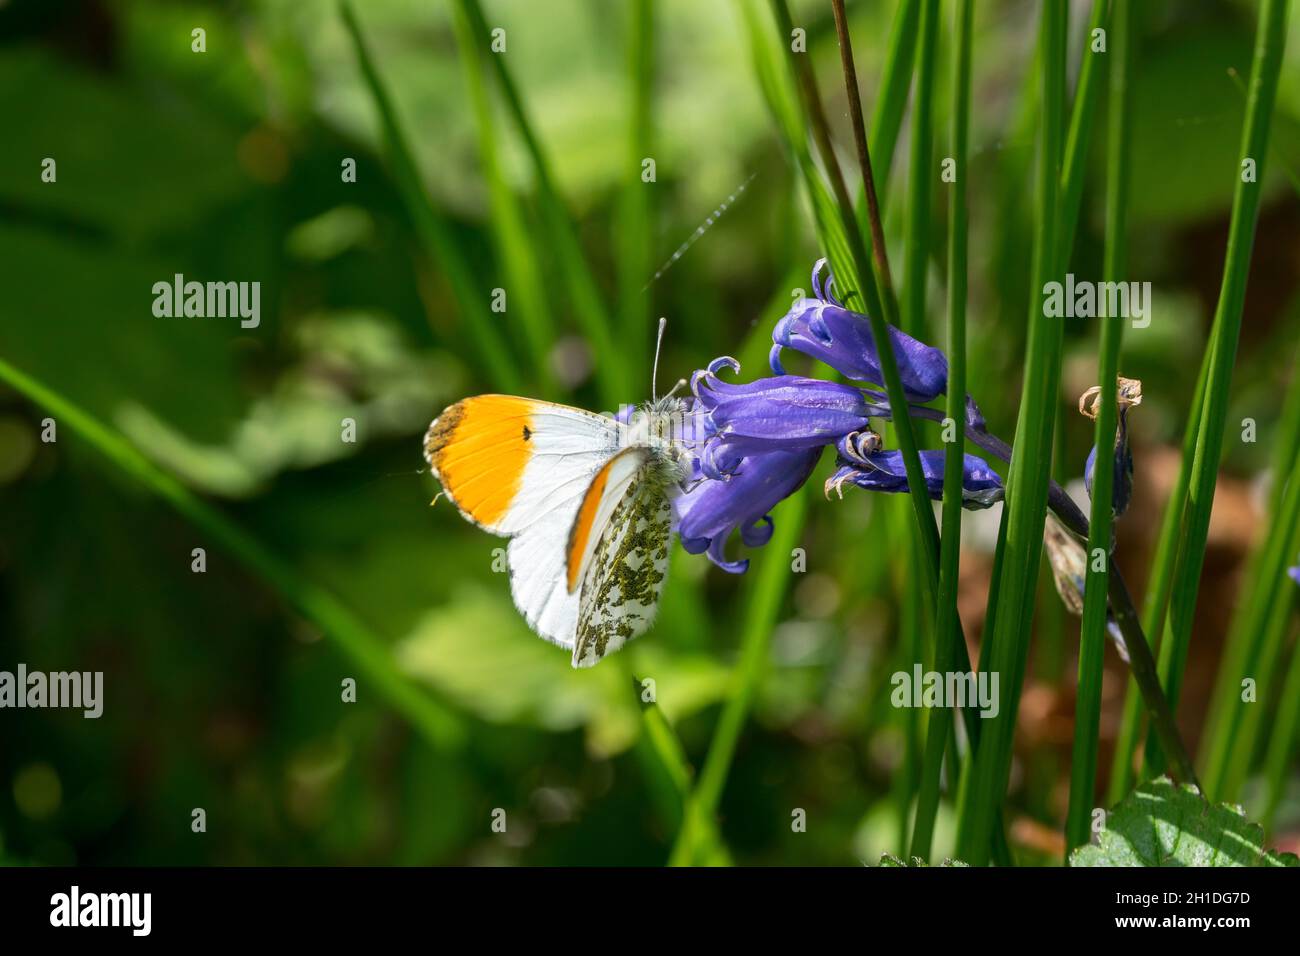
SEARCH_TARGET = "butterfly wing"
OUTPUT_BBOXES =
[571,451,674,668]
[424,395,619,534]
[424,395,620,647]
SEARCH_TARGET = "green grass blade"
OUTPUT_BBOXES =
[828,0,1011,867]
[802,0,939,599]
[1199,336,1300,796]
[860,0,921,219]
[447,0,559,396]
[891,0,938,851]
[747,0,1009,863]
[1055,0,1110,273]
[735,0,864,306]
[668,487,809,865]
[1066,0,1133,855]
[455,0,627,406]
[901,0,939,337]
[869,0,920,183]
[1195,108,1300,797]
[632,680,729,863]
[339,1,523,394]
[1107,337,1212,802]
[1262,610,1300,829]
[892,545,927,850]
[618,0,657,380]
[1148,0,1290,772]
[732,0,861,308]
[910,0,972,862]
[957,0,1067,866]
[0,354,466,752]
[597,0,727,859]
[1212,454,1300,800]
[745,0,942,610]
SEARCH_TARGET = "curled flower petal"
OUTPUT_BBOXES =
[836,428,883,465]
[740,515,774,547]
[706,534,748,574]
[675,446,822,573]
[707,355,741,376]
[768,341,787,376]
[1082,378,1142,517]
[824,449,1004,510]
[771,297,948,401]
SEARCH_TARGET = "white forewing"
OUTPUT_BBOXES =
[502,408,621,648]
[488,404,620,535]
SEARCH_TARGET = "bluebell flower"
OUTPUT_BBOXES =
[770,259,948,402]
[675,445,822,572]
[690,356,887,478]
[1289,565,1300,586]
[1081,377,1142,517]
[823,435,1004,510]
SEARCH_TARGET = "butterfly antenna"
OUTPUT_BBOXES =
[643,172,756,291]
[652,316,668,402]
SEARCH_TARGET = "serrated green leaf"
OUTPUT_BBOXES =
[1071,777,1300,867]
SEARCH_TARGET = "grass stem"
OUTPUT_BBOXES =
[956,0,1067,866]
[1065,0,1133,855]
[910,0,972,862]
[1148,0,1290,773]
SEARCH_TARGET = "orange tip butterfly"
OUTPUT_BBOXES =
[423,321,694,667]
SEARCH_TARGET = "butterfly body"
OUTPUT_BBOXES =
[424,394,693,667]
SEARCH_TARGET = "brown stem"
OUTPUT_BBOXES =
[829,0,896,308]
[1106,566,1200,787]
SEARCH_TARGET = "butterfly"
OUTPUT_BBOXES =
[423,324,696,667]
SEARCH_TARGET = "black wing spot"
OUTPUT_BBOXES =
[522,425,532,441]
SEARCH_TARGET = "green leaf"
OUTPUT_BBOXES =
[1071,777,1300,867]
[396,585,730,758]
[0,354,466,753]
[878,853,968,868]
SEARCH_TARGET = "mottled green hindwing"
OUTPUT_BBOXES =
[572,471,673,667]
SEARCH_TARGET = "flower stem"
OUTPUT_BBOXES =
[884,399,1201,787]
[832,0,897,309]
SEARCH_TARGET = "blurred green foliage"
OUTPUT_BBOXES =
[0,0,1298,865]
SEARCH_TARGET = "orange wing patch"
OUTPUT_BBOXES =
[424,395,536,530]
[566,456,615,592]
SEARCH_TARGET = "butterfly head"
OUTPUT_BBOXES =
[618,397,697,480]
